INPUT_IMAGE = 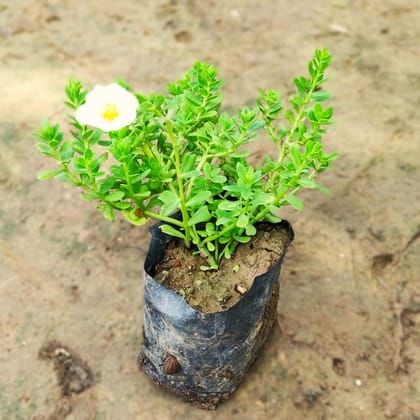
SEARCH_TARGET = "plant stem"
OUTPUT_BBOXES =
[143,210,185,228]
[277,68,323,167]
[166,120,191,247]
[252,168,316,224]
[142,142,154,159]
[185,144,210,196]
[123,163,134,195]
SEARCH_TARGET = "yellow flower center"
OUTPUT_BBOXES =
[101,102,119,121]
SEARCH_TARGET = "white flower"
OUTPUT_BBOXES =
[75,83,138,132]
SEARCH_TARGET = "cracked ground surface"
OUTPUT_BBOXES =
[1,0,420,418]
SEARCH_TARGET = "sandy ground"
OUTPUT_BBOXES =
[1,0,420,419]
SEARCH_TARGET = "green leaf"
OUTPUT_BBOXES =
[102,205,115,221]
[218,200,242,212]
[81,192,99,201]
[290,145,301,165]
[200,110,217,119]
[200,264,217,271]
[323,107,334,119]
[314,103,323,117]
[160,224,186,239]
[245,224,257,236]
[182,169,201,179]
[252,192,275,206]
[229,150,250,158]
[223,244,232,259]
[158,190,180,216]
[249,120,265,131]
[98,139,112,146]
[264,213,282,223]
[284,109,295,124]
[299,178,317,189]
[113,201,131,210]
[291,94,304,107]
[215,215,233,226]
[181,153,197,176]
[37,168,64,180]
[65,79,87,109]
[314,183,331,194]
[236,214,249,228]
[122,209,147,226]
[106,191,125,201]
[233,235,251,243]
[98,177,116,195]
[59,140,74,161]
[36,142,53,156]
[186,191,211,208]
[236,162,248,181]
[312,90,331,102]
[131,169,151,183]
[73,158,88,174]
[55,172,71,182]
[212,174,227,184]
[188,206,212,226]
[294,76,310,94]
[285,194,304,211]
[115,77,132,91]
[219,235,231,244]
[207,242,215,252]
[184,91,203,106]
[133,191,152,200]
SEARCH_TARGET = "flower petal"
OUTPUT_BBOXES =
[75,83,138,132]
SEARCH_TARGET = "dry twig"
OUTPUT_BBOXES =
[392,286,406,373]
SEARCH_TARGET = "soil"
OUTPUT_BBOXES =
[154,223,291,313]
[38,340,94,397]
[1,1,420,419]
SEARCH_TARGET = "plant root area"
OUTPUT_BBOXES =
[154,223,290,313]
[1,1,420,419]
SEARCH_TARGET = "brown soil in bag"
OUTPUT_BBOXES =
[154,223,291,313]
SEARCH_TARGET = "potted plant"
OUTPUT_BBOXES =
[36,48,336,409]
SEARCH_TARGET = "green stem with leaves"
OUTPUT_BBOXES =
[165,120,192,247]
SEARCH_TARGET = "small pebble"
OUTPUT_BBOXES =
[229,9,241,18]
[234,284,247,295]
[355,378,362,387]
[329,23,348,34]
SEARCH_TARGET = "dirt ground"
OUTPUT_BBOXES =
[1,0,420,419]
